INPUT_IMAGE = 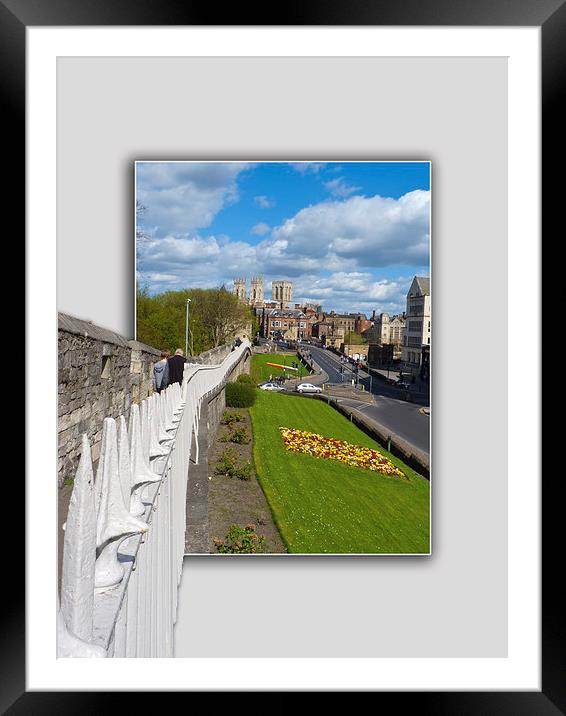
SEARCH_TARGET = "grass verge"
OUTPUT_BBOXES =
[249,391,430,554]
[251,352,310,384]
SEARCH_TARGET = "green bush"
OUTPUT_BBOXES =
[220,426,250,444]
[214,447,239,476]
[236,461,254,481]
[236,373,255,385]
[214,524,266,554]
[228,427,250,444]
[214,448,254,480]
[226,381,256,408]
[221,410,244,426]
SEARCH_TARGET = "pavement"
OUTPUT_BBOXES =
[318,383,375,403]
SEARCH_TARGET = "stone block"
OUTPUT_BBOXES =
[58,427,72,448]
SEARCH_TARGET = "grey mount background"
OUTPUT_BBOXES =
[57,55,507,657]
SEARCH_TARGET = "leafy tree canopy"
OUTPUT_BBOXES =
[343,332,367,345]
[136,285,253,355]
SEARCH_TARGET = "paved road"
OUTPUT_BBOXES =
[306,345,430,456]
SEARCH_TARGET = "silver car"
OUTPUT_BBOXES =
[259,382,285,392]
[295,382,322,394]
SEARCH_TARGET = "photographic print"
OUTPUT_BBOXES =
[135,161,431,557]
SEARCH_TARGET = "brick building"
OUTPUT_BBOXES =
[260,308,312,340]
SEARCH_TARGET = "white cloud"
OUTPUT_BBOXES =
[137,234,260,286]
[266,190,430,267]
[136,162,251,235]
[254,195,275,209]
[324,177,361,198]
[140,272,179,283]
[290,162,327,174]
[137,237,420,313]
[292,273,413,314]
[250,222,270,236]
[141,236,221,264]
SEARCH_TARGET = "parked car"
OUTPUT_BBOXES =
[258,382,286,392]
[295,382,323,394]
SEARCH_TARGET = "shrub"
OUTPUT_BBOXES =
[235,461,253,481]
[214,449,253,480]
[214,447,239,476]
[236,373,255,385]
[226,381,256,408]
[228,427,250,444]
[221,410,244,426]
[213,524,266,554]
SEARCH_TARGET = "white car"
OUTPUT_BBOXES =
[296,382,322,394]
[259,382,285,392]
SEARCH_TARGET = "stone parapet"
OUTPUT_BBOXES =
[58,313,160,486]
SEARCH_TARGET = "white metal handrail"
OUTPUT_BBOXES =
[58,339,250,657]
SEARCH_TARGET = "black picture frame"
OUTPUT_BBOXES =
[11,0,555,709]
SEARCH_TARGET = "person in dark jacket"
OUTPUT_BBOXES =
[167,348,186,386]
[153,352,169,393]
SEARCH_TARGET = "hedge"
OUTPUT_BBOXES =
[236,373,256,385]
[226,381,257,408]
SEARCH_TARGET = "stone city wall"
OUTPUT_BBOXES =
[58,313,161,486]
[58,314,252,487]
[184,348,251,554]
[205,350,251,449]
[189,343,233,367]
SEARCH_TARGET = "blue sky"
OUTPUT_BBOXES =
[136,161,430,315]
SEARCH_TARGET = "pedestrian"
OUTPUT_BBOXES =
[153,351,169,394]
[167,348,186,387]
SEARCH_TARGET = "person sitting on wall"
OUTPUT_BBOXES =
[153,352,169,394]
[167,348,186,387]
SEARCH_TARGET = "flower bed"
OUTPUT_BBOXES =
[279,427,405,478]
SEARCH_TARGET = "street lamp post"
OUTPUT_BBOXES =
[185,298,191,357]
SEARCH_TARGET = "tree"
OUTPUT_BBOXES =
[135,286,253,354]
[199,286,251,348]
[135,201,153,277]
[136,200,150,241]
[344,331,366,345]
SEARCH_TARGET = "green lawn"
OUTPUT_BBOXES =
[251,352,310,383]
[249,391,430,554]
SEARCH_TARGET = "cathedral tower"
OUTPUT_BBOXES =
[233,277,246,302]
[271,280,293,309]
[249,276,264,306]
